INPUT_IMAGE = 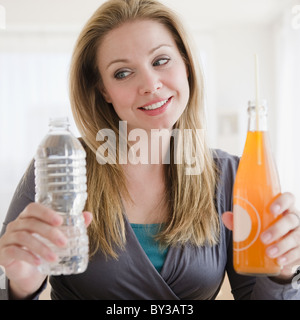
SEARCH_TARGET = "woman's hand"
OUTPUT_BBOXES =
[0,203,93,299]
[222,192,300,280]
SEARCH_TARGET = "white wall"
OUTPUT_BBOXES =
[0,30,79,224]
[193,24,277,157]
[0,1,298,225]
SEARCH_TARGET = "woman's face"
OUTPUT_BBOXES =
[97,19,190,133]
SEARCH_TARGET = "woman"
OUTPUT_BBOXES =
[0,0,300,300]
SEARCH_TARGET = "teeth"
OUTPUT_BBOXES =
[141,99,168,110]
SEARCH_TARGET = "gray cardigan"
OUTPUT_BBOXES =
[1,149,299,299]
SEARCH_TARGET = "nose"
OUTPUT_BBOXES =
[138,70,162,95]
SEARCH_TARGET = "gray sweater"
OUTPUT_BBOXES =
[1,149,299,300]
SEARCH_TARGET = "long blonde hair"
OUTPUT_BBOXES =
[69,0,219,259]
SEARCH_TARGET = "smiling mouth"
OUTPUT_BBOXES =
[139,97,171,111]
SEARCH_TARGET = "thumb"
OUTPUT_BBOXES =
[222,211,233,231]
[83,211,93,227]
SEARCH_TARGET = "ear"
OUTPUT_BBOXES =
[99,84,112,103]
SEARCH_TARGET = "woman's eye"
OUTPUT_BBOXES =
[114,70,131,80]
[153,58,170,67]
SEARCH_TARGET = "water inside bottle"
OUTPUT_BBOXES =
[34,117,89,275]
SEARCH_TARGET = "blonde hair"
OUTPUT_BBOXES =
[69,0,219,259]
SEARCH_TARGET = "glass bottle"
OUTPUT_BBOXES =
[233,100,281,276]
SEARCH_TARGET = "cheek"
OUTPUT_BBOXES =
[106,86,134,116]
[170,64,190,99]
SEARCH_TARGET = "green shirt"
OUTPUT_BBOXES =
[131,223,168,273]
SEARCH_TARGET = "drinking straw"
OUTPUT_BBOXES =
[255,54,260,129]
[254,54,262,164]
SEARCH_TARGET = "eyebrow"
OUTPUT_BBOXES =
[105,44,173,70]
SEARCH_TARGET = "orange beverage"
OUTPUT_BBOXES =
[233,101,281,276]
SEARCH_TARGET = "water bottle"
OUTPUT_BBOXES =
[34,117,89,275]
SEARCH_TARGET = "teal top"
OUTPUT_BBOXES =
[131,223,168,273]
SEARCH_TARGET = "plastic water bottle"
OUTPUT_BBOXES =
[34,117,89,275]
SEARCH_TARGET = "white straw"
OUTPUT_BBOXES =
[255,54,260,128]
[254,54,262,164]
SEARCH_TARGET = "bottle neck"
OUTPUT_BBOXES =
[247,101,268,132]
[49,117,70,132]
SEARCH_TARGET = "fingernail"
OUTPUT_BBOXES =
[47,252,57,262]
[56,236,67,247]
[35,257,41,265]
[278,257,287,265]
[267,246,278,257]
[52,215,63,225]
[271,204,281,215]
[261,232,272,244]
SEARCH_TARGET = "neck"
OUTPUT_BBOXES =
[125,127,172,166]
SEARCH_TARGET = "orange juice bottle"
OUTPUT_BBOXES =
[233,100,281,276]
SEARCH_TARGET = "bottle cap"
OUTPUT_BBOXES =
[247,99,268,114]
[49,117,69,127]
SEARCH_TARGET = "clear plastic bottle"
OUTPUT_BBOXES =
[34,117,89,275]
